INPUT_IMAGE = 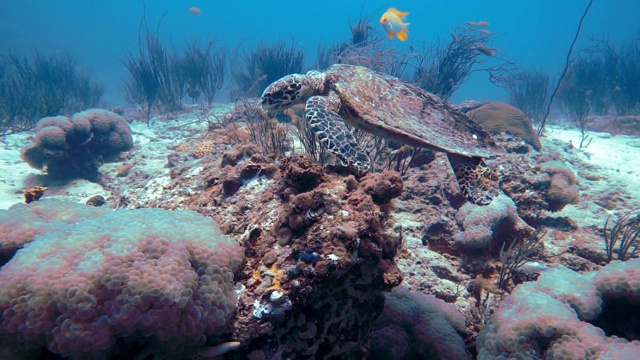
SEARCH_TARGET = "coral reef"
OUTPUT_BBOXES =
[172,151,405,358]
[454,194,525,250]
[477,261,640,359]
[20,109,133,180]
[466,102,542,150]
[0,200,244,359]
[0,6,638,358]
[232,158,403,358]
[368,286,467,360]
[5,97,632,359]
[541,161,580,211]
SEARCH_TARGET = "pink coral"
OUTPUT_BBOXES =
[21,109,133,179]
[0,201,244,359]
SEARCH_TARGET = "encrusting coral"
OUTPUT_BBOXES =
[12,78,625,358]
[176,139,217,158]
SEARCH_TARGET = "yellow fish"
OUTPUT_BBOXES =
[380,7,410,41]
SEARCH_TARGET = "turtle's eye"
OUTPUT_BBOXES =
[284,82,302,98]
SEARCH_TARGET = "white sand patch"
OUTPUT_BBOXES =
[544,125,640,206]
[0,106,235,210]
[534,124,639,248]
[0,133,41,209]
[1,132,114,209]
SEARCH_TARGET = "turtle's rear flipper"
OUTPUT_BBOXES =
[305,95,371,172]
[447,153,500,205]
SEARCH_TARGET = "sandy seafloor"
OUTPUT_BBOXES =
[2,107,638,292]
[2,109,638,213]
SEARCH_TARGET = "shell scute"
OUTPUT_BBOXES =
[325,64,504,158]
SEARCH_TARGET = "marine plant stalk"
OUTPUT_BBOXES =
[537,0,594,136]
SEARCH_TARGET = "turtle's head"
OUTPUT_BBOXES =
[261,70,325,111]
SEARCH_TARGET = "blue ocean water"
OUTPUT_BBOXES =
[1,1,638,106]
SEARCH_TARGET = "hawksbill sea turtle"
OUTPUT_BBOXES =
[260,64,505,205]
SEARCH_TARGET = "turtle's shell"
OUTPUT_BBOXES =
[323,64,504,158]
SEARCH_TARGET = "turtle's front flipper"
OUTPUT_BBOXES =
[447,153,500,205]
[305,95,371,172]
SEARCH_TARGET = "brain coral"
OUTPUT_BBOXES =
[467,102,542,150]
[0,200,244,359]
[21,109,133,179]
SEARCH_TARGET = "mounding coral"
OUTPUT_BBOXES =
[21,109,133,180]
[0,200,107,266]
[477,260,640,359]
[454,194,528,250]
[540,161,580,211]
[0,200,244,359]
[368,286,467,360]
[466,102,542,151]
